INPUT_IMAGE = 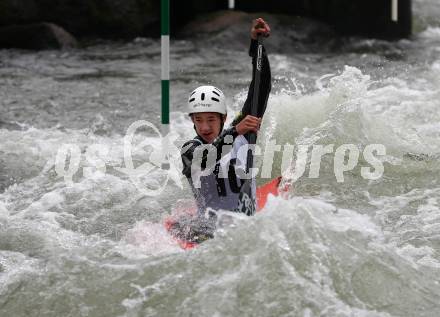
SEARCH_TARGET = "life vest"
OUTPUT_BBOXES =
[185,134,256,214]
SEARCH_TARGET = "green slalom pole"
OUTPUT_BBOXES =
[161,0,170,168]
[161,0,170,126]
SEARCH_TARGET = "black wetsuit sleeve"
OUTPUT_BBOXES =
[181,141,200,179]
[232,39,271,127]
[181,127,239,178]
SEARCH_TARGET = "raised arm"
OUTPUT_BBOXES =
[233,18,271,128]
[182,19,272,178]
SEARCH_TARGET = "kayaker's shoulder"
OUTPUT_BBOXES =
[181,138,204,155]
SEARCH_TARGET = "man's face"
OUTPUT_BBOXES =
[191,112,226,143]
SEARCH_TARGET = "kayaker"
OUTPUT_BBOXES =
[182,17,271,210]
[172,18,271,243]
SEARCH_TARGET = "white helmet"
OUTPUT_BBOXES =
[188,85,226,115]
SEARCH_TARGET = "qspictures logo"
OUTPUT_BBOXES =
[54,120,387,196]
[54,120,183,197]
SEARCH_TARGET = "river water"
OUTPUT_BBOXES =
[1,1,440,316]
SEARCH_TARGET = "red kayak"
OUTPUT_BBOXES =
[164,176,290,249]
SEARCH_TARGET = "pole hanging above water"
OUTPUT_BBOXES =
[160,0,170,169]
[392,0,399,22]
[161,0,170,126]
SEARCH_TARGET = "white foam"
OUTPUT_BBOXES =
[396,244,440,268]
[419,27,440,39]
[0,251,41,296]
[0,201,8,220]
[121,221,182,257]
[371,188,440,268]
[264,196,383,240]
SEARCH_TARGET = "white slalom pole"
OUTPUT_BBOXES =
[391,0,398,22]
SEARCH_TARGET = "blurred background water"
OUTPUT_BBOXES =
[1,0,440,316]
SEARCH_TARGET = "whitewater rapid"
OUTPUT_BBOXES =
[1,2,440,316]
